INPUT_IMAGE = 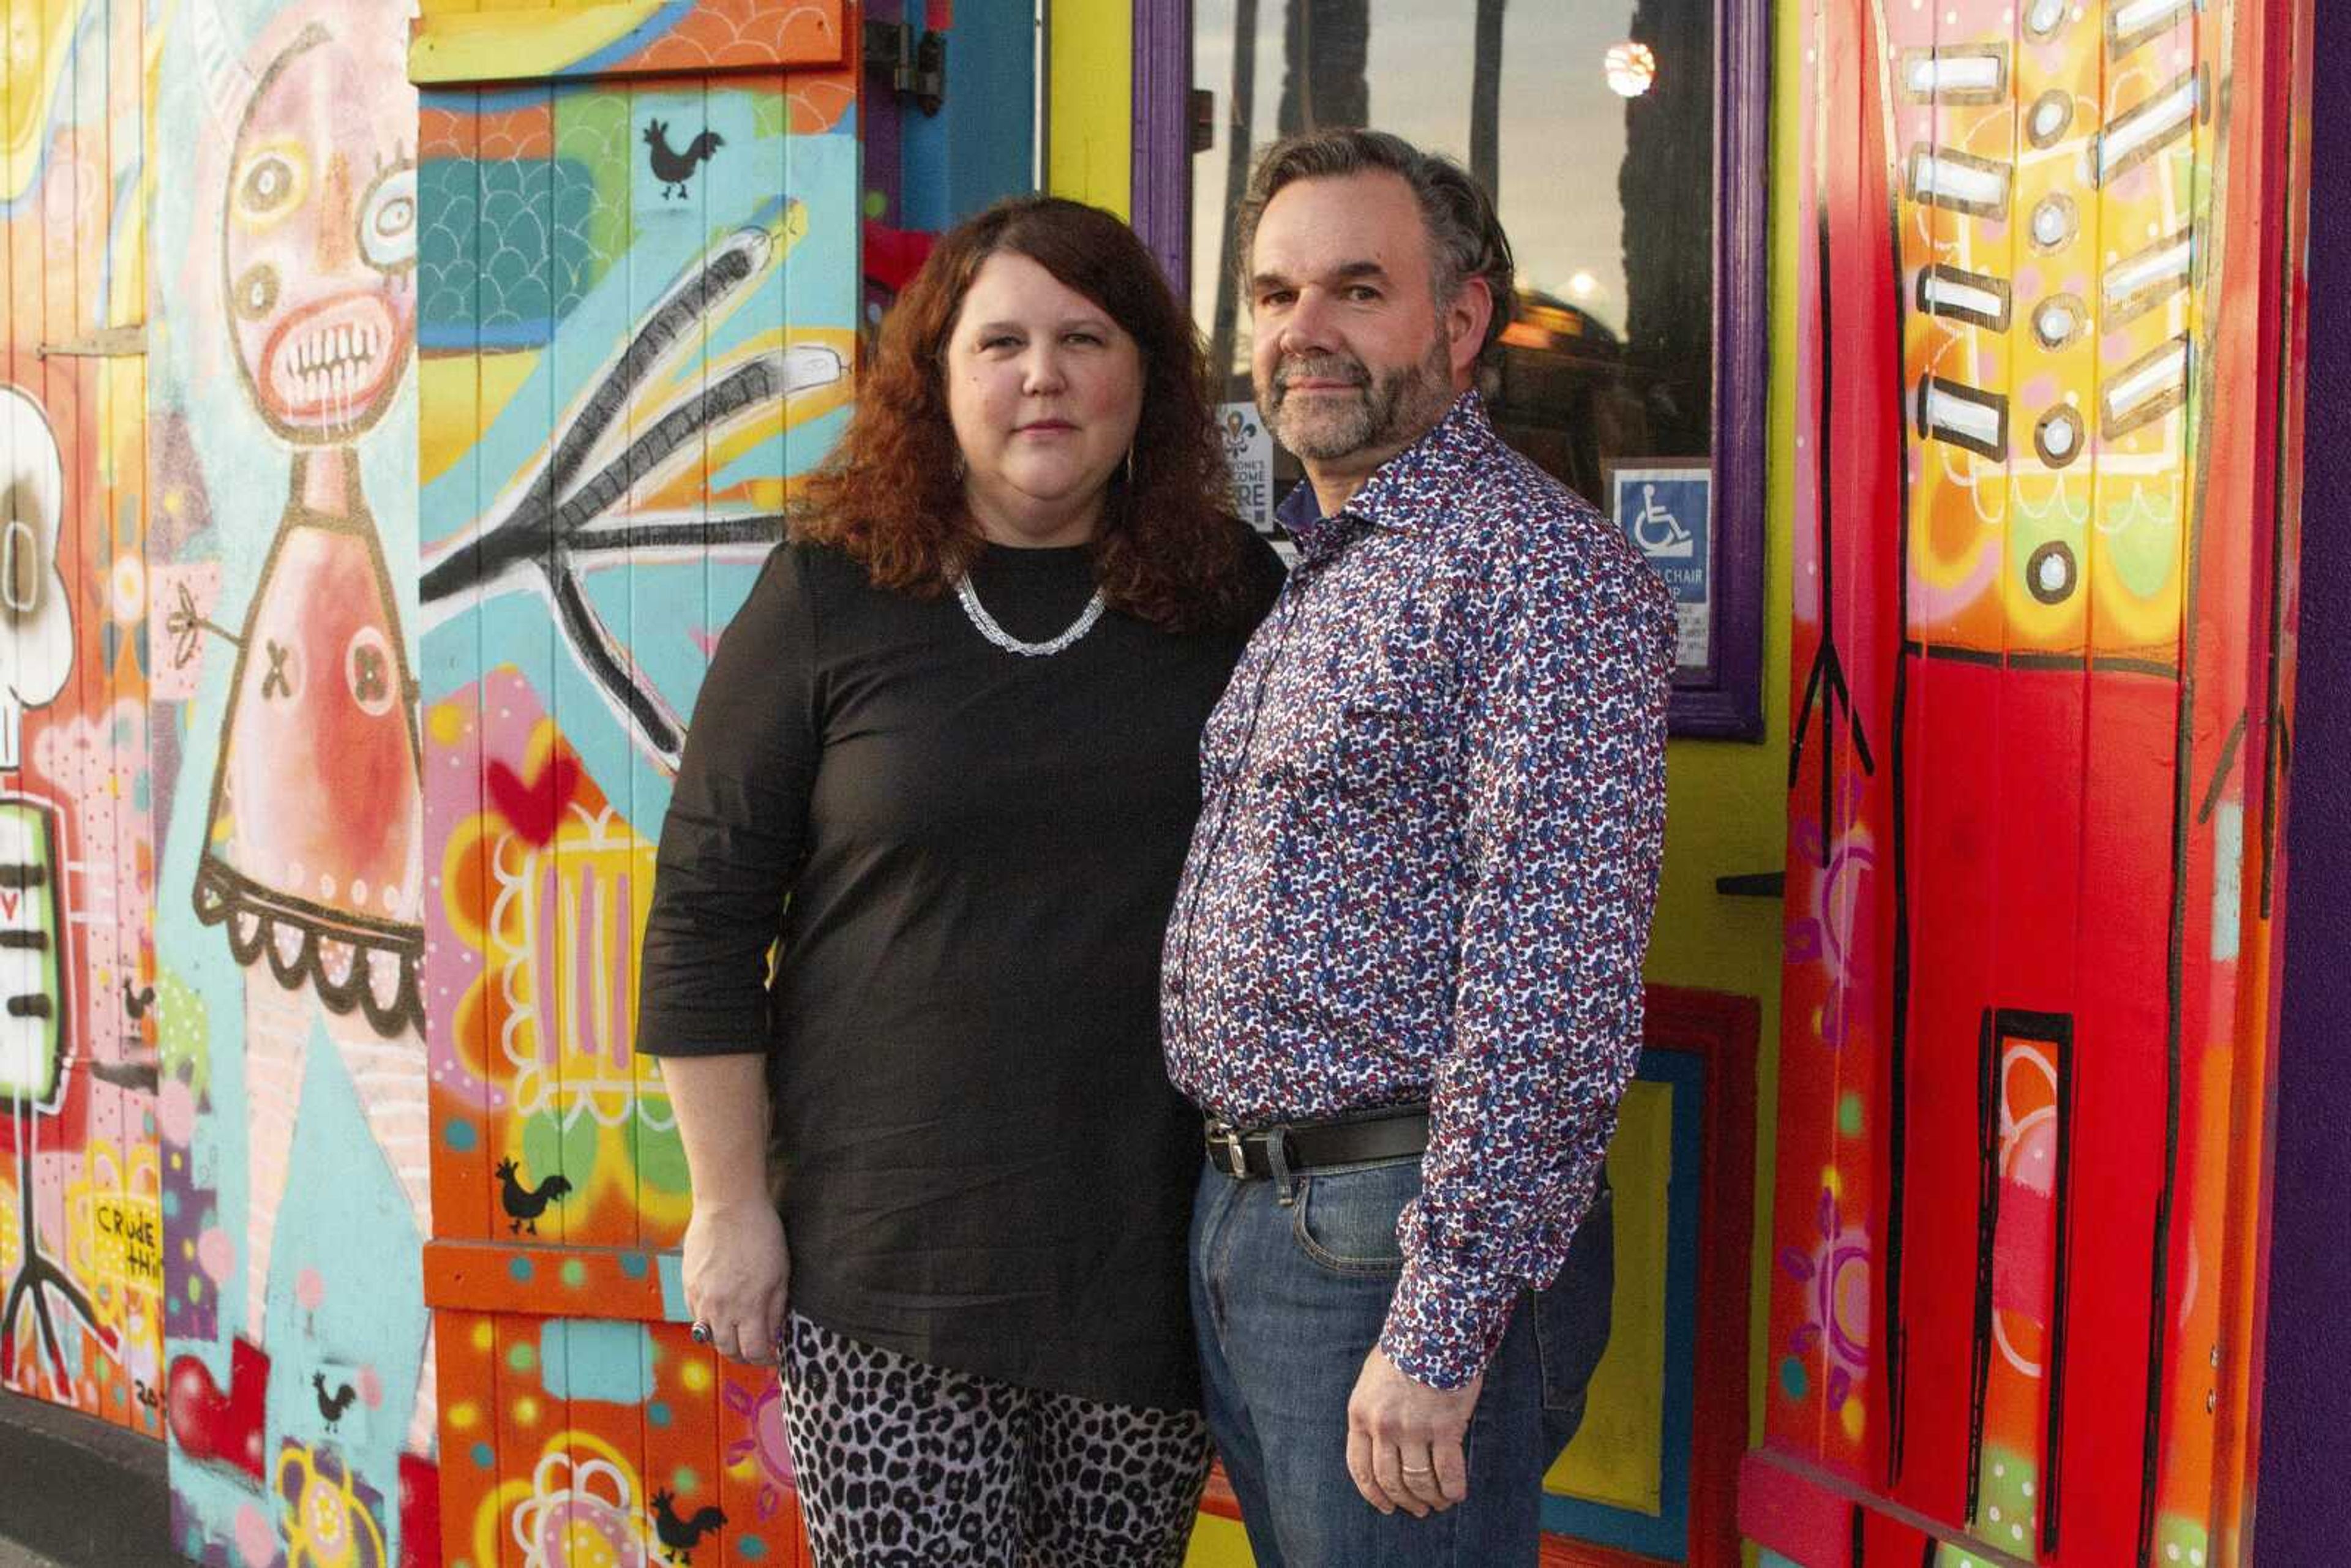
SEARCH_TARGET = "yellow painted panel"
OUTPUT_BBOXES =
[1545,1079,1673,1514]
[1639,0,1807,1458]
[1183,1511,1256,1568]
[1046,0,1131,214]
[409,1,668,81]
[2,0,91,203]
[419,353,541,486]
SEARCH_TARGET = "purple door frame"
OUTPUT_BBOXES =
[2253,4,2351,1561]
[1127,0,1771,740]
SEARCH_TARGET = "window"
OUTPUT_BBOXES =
[1138,0,1766,737]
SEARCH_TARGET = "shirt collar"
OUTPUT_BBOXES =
[1274,391,1501,562]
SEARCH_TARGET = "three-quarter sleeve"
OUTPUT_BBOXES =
[635,544,820,1056]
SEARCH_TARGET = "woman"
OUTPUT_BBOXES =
[636,196,1282,1566]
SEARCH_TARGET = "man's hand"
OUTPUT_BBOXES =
[1344,1348,1483,1517]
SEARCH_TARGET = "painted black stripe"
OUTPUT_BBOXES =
[2261,51,2304,919]
[1902,642,2182,680]
[1914,642,2003,666]
[1883,35,1918,1477]
[1965,1010,2000,1525]
[0,931,46,950]
[2073,655,2178,678]
[2197,711,2248,825]
[7,994,53,1019]
[0,863,48,890]
[2142,129,2213,1568]
[2045,1019,2079,1553]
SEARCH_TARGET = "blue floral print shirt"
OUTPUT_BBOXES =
[1162,391,1676,1389]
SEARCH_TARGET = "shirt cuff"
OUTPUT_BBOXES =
[1378,1248,1518,1390]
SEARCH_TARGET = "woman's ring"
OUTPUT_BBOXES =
[689,1320,713,1346]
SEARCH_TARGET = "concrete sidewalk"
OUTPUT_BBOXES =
[0,1393,174,1567]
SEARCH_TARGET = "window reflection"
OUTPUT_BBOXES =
[1191,0,1715,515]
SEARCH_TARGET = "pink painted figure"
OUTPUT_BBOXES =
[165,22,438,1510]
[187,23,424,1033]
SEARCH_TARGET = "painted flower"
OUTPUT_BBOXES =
[1778,1185,1871,1411]
[508,1444,650,1568]
[722,1374,795,1519]
[276,1439,388,1568]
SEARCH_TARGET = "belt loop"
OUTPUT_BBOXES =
[1267,1125,1297,1206]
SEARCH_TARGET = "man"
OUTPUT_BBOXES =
[1162,129,1676,1565]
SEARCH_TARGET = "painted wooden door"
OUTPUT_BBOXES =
[412,6,858,1564]
[1750,2,2310,1566]
[0,0,164,1441]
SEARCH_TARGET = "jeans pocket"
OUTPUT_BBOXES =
[1534,1184,1615,1417]
[1288,1160,1416,1278]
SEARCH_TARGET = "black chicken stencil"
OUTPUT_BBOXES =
[643,120,724,200]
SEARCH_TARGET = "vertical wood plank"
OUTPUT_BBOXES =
[423,85,493,1251]
[437,1310,503,1568]
[640,1322,729,1568]
[619,71,713,1256]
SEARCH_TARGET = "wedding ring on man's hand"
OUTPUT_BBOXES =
[689,1320,713,1346]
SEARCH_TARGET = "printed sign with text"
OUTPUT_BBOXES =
[1610,461,1713,675]
[1216,402,1284,554]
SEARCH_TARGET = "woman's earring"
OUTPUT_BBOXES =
[1125,445,1136,487]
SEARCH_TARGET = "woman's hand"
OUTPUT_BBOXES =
[683,1197,789,1364]
[656,1052,784,1362]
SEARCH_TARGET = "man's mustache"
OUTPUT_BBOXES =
[1270,356,1371,399]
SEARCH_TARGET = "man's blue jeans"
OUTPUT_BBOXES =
[1189,1152,1614,1567]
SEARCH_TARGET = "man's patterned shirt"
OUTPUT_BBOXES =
[1162,391,1676,1389]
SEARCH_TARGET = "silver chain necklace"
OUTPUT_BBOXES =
[953,572,1107,658]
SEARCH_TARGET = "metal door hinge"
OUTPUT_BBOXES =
[864,19,946,116]
[37,324,146,359]
[1190,88,1216,154]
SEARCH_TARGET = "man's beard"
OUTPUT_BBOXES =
[1258,334,1455,463]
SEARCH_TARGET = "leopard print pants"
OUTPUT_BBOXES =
[779,1312,1212,1567]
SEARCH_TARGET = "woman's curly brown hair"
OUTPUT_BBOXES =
[793,195,1256,630]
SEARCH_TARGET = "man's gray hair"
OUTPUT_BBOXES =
[1232,128,1516,360]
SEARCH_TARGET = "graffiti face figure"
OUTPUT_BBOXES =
[222,28,417,445]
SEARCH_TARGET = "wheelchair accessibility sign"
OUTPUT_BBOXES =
[1608,461,1712,673]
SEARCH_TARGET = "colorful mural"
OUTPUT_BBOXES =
[149,0,437,1559]
[413,6,856,1561]
[0,0,166,1447]
[1751,1,2307,1564]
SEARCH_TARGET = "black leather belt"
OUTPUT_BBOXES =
[1204,1106,1430,1180]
